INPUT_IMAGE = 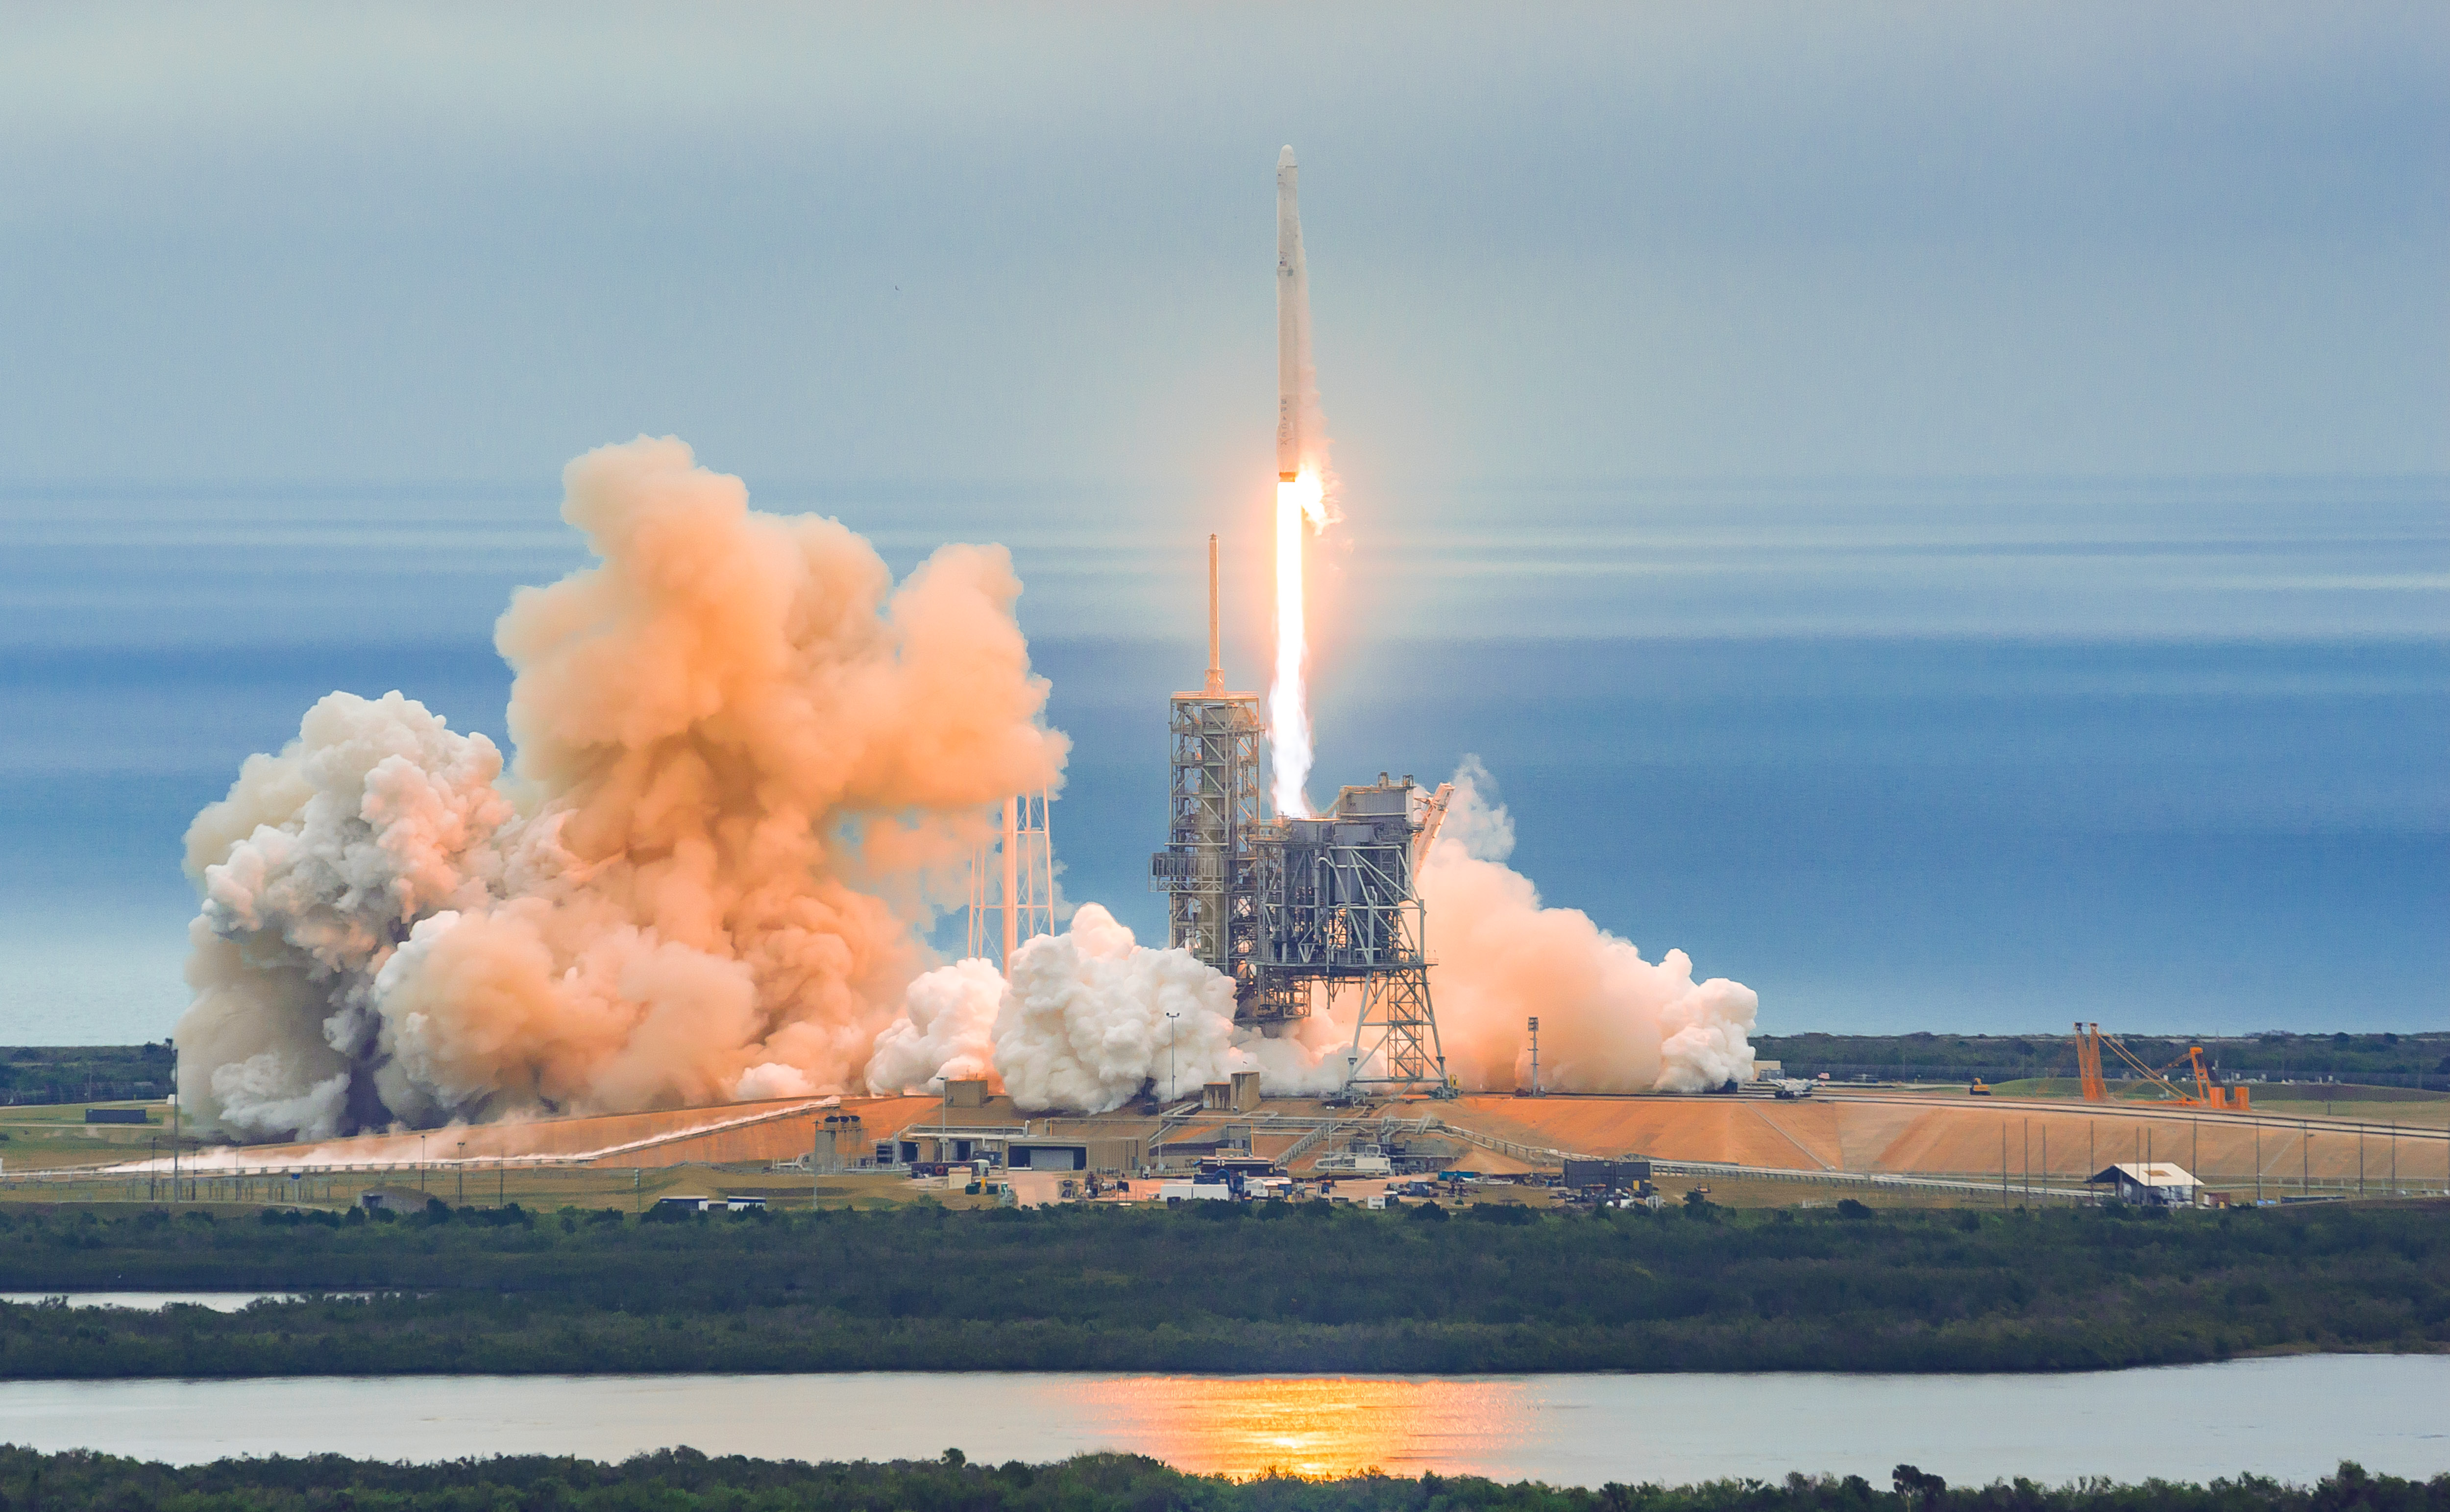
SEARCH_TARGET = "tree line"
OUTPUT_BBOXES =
[1752,1031,2450,1087]
[0,1198,2442,1377]
[1,1445,2444,1512]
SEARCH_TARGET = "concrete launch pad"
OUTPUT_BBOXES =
[63,1084,2445,1204]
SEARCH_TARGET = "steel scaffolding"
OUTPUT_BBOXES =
[1250,777,1451,1090]
[968,790,1055,969]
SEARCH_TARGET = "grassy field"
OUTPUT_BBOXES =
[1976,1080,2450,1129]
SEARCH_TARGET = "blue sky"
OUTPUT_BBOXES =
[0,5,2443,1045]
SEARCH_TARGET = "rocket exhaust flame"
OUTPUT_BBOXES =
[1272,470,1325,817]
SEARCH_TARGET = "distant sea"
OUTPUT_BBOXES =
[2,475,2442,1044]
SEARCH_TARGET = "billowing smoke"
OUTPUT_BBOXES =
[175,438,1068,1141]
[1420,759,1758,1093]
[864,956,1004,1097]
[869,905,1356,1112]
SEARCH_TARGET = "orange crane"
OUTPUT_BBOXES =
[2070,1023,2249,1110]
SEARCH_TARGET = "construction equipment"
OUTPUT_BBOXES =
[2070,1023,2249,1110]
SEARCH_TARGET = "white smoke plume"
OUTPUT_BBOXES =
[1420,758,1759,1093]
[864,904,1357,1113]
[993,903,1241,1112]
[175,437,1069,1141]
[864,957,1004,1096]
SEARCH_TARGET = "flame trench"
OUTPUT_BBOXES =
[1270,470,1326,818]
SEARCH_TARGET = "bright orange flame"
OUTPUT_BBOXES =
[1270,469,1328,817]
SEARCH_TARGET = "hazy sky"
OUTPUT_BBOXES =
[3,3,2444,495]
[1,5,2443,1044]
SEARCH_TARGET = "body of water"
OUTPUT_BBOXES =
[0,1293,352,1311]
[3,477,2443,1040]
[3,1357,2445,1485]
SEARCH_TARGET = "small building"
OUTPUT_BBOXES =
[1562,1157,1651,1192]
[2089,1162,2199,1207]
[943,1078,989,1109]
[358,1186,431,1214]
[85,1107,151,1125]
[1007,1141,1087,1171]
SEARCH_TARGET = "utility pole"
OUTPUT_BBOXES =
[1528,1017,1541,1097]
[1166,1011,1180,1102]
[171,1044,180,1205]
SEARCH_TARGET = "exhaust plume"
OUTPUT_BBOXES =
[1420,759,1759,1093]
[174,437,1068,1141]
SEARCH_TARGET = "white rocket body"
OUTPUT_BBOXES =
[1275,145,1308,483]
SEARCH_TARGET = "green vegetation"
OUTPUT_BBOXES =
[0,1044,172,1107]
[2,1446,2445,1512]
[1,1198,2443,1378]
[1754,1031,2450,1088]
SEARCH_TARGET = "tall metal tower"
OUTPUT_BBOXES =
[968,790,1055,969]
[1149,537,1265,994]
[1252,776,1454,1090]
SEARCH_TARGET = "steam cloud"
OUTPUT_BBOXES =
[871,904,1353,1113]
[1421,759,1759,1093]
[175,438,1067,1141]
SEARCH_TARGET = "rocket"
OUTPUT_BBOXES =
[1275,145,1308,483]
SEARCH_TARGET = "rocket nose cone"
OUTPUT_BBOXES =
[1278,145,1297,167]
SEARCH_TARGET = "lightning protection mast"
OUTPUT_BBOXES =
[968,791,1055,969]
[1150,536,1265,993]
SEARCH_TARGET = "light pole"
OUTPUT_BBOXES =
[456,1141,466,1203]
[1527,1017,1541,1097]
[1166,1012,1180,1101]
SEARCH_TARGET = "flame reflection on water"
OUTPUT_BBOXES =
[1069,1376,1537,1480]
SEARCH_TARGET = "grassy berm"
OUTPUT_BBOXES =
[2,1198,2445,1377]
[4,1447,2448,1512]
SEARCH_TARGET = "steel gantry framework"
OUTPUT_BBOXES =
[1249,776,1455,1091]
[1150,537,1266,997]
[1148,537,1454,1094]
[968,790,1056,970]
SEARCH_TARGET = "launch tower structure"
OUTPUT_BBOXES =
[1149,540,1454,1091]
[968,790,1055,970]
[1150,537,1266,995]
[1251,778,1454,1091]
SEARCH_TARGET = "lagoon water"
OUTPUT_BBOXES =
[3,1356,2446,1486]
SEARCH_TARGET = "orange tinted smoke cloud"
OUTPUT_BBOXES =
[175,438,1067,1141]
[1421,760,1759,1093]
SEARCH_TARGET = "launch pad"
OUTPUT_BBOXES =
[1149,539,1453,1094]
